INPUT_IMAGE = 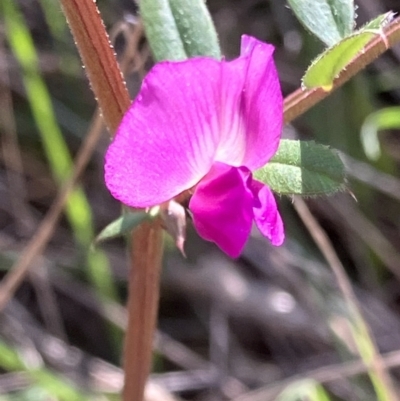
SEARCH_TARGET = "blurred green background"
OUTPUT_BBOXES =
[1,0,400,400]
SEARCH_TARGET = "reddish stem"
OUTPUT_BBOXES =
[123,221,163,401]
[58,5,400,401]
[59,2,164,401]
[284,16,400,124]
[60,0,130,132]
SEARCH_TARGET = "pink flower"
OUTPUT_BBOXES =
[104,35,284,257]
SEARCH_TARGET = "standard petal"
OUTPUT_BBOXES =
[189,163,253,258]
[215,36,283,170]
[240,35,283,168]
[251,179,285,246]
[105,58,224,208]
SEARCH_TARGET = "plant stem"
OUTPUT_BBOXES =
[284,16,400,124]
[54,5,400,401]
[59,0,130,132]
[59,2,164,401]
[123,221,163,401]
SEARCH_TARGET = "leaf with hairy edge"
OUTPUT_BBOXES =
[254,140,346,196]
[140,0,220,61]
[169,0,221,59]
[94,208,159,245]
[302,12,394,90]
[287,0,354,47]
[139,0,187,61]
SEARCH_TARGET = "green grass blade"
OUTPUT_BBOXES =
[0,340,88,401]
[37,0,68,41]
[2,0,117,301]
[277,379,332,401]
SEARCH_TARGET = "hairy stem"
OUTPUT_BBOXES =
[60,0,130,132]
[123,221,164,401]
[59,2,164,401]
[54,6,400,401]
[284,16,400,124]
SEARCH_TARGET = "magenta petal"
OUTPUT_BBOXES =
[240,36,283,168]
[214,36,283,170]
[251,179,284,246]
[105,58,223,208]
[104,35,283,209]
[189,163,253,258]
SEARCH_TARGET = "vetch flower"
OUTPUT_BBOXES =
[105,35,284,258]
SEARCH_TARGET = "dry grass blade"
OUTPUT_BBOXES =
[0,111,104,311]
[0,17,145,312]
[292,197,397,401]
[325,197,400,281]
[233,349,400,401]
[344,154,400,202]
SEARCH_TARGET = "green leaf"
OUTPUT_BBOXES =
[362,11,395,30]
[287,0,354,47]
[361,106,400,160]
[302,32,373,90]
[95,209,158,244]
[254,140,346,196]
[169,0,221,59]
[140,0,221,61]
[139,0,187,61]
[302,12,393,90]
